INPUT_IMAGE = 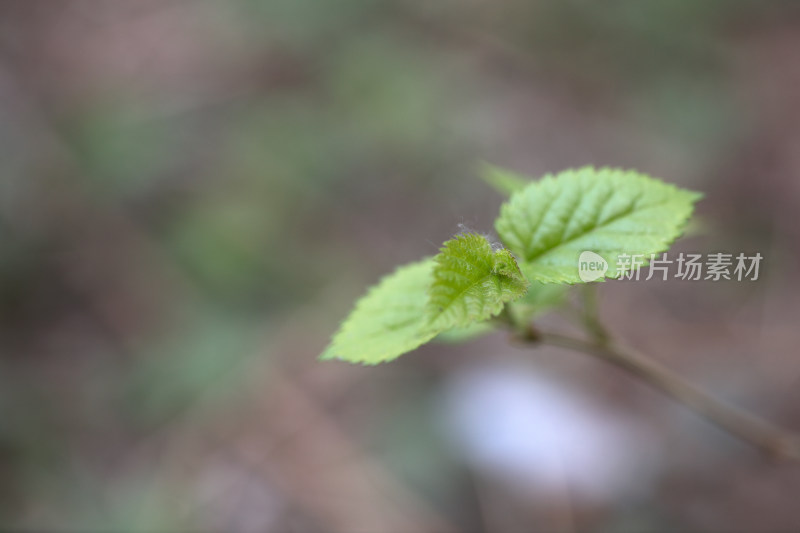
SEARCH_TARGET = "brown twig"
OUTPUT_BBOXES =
[531,329,800,461]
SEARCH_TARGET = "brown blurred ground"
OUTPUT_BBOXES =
[1,1,800,531]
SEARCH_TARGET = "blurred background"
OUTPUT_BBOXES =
[1,1,800,531]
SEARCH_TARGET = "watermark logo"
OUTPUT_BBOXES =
[578,251,608,282]
[577,251,763,281]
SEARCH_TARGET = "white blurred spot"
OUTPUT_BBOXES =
[439,363,660,502]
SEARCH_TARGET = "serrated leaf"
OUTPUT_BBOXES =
[480,164,530,195]
[494,167,702,283]
[435,281,568,344]
[426,233,528,330]
[321,259,440,365]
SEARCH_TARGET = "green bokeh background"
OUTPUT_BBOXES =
[1,1,799,531]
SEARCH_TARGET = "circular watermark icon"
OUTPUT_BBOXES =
[578,251,608,282]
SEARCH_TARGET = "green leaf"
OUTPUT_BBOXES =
[480,164,530,195]
[321,235,532,365]
[494,167,702,283]
[435,278,569,344]
[435,322,496,344]
[426,233,529,330]
[321,259,440,365]
[517,277,571,315]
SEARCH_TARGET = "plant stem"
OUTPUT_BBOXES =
[530,330,800,461]
[580,284,610,346]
